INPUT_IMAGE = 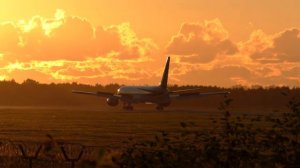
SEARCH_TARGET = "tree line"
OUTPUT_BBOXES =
[0,79,298,110]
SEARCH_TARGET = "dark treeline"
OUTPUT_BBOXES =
[0,79,299,111]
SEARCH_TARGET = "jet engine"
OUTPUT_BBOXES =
[106,96,119,106]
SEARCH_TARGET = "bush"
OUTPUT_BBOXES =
[113,96,300,168]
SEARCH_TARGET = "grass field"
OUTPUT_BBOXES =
[0,103,297,167]
[0,106,227,167]
[0,106,228,148]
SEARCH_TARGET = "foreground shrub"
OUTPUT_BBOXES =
[113,96,300,168]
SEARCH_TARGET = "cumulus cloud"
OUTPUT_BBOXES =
[0,10,160,84]
[0,12,299,87]
[166,20,300,87]
[0,9,156,61]
[0,15,199,84]
[166,19,238,63]
[273,29,300,62]
[95,23,157,59]
[0,23,20,54]
[248,28,300,62]
[44,16,94,60]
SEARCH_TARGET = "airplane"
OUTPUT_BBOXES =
[72,56,230,110]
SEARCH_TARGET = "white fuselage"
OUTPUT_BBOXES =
[117,86,170,105]
[117,86,160,95]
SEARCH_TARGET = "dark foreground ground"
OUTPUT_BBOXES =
[0,105,280,147]
[0,106,226,167]
[0,106,228,147]
[0,105,294,167]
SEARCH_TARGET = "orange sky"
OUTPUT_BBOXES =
[0,0,299,86]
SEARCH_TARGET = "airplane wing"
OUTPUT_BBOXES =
[72,90,114,98]
[169,88,230,99]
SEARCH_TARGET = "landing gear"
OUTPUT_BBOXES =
[156,105,164,111]
[123,102,134,111]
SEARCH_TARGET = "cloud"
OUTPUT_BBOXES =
[284,66,300,76]
[0,23,20,54]
[95,23,157,59]
[0,10,159,84]
[273,29,300,62]
[166,20,300,87]
[42,16,95,60]
[171,63,252,86]
[0,13,299,87]
[166,19,238,63]
[0,57,159,85]
[248,28,300,62]
[0,10,157,61]
[171,60,300,87]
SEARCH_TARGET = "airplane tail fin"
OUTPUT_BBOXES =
[160,56,170,89]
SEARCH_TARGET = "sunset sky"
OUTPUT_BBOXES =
[0,0,299,86]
